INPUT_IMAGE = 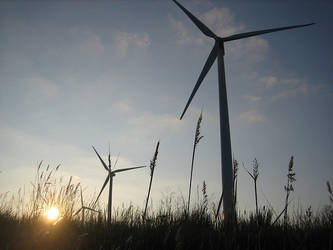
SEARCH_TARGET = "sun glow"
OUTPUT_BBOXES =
[46,207,60,221]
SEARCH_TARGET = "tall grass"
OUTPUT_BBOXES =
[28,161,81,220]
[143,140,160,220]
[187,112,203,214]
[244,158,259,217]
[1,174,332,250]
[284,155,295,224]
[1,160,332,249]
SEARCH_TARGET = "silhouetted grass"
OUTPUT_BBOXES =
[0,163,332,250]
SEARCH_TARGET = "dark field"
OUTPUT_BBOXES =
[0,165,332,250]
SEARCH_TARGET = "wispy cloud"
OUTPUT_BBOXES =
[115,32,151,58]
[200,7,243,37]
[113,112,184,149]
[24,76,59,98]
[83,154,133,171]
[111,100,133,113]
[272,82,309,100]
[226,37,269,62]
[170,6,268,61]
[0,123,83,164]
[69,27,105,56]
[243,95,262,103]
[253,73,331,101]
[185,106,218,124]
[169,17,205,46]
[80,35,104,54]
[0,122,143,206]
[239,110,264,124]
[129,112,183,134]
[257,75,310,100]
[258,76,278,88]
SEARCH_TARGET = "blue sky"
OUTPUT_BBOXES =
[1,0,332,215]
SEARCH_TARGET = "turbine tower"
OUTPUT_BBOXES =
[172,0,314,218]
[93,146,146,225]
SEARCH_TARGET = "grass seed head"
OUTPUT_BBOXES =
[252,158,259,180]
[285,156,296,192]
[194,112,203,145]
[287,156,296,182]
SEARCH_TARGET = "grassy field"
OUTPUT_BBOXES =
[0,164,332,250]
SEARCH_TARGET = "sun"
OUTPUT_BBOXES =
[46,207,60,221]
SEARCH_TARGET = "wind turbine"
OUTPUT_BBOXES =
[92,146,146,225]
[73,186,100,224]
[172,0,314,218]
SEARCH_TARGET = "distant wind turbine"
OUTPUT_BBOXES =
[73,186,99,224]
[172,0,314,218]
[92,146,146,225]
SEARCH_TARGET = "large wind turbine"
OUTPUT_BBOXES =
[92,146,146,225]
[172,0,314,218]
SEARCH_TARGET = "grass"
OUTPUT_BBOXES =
[0,164,332,250]
[187,111,203,214]
[143,140,160,221]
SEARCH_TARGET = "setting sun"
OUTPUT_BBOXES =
[46,207,59,221]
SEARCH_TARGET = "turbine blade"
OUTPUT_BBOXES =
[80,186,84,207]
[112,165,146,174]
[92,146,109,171]
[108,142,111,169]
[172,0,217,39]
[95,175,110,204]
[82,206,99,213]
[113,152,120,169]
[223,23,315,42]
[180,43,218,120]
[73,208,82,216]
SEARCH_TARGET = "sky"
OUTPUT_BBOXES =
[0,0,332,215]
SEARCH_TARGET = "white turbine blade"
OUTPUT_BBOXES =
[180,43,218,120]
[172,0,217,39]
[82,206,99,213]
[112,165,146,174]
[80,186,84,207]
[223,23,315,42]
[92,146,109,171]
[95,175,110,204]
[113,152,120,170]
[73,207,82,216]
[108,142,111,169]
